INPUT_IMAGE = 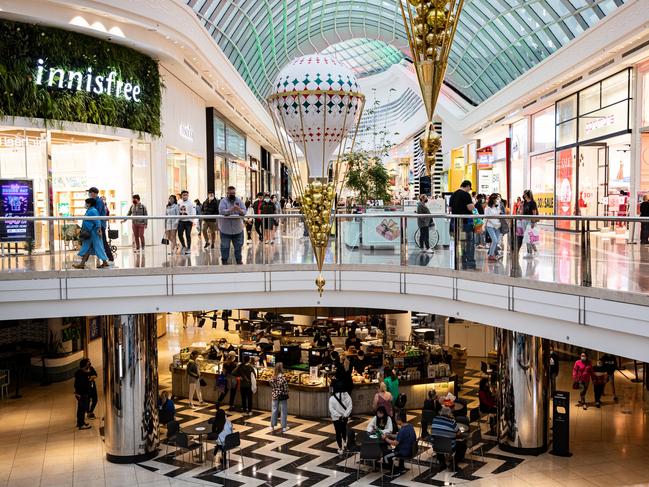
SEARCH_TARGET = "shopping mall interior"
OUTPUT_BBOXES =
[1,0,649,486]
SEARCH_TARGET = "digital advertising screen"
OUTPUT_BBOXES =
[0,179,35,242]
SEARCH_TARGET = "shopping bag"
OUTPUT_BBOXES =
[522,224,540,245]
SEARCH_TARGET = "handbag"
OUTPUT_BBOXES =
[500,220,509,235]
[79,229,91,240]
[199,378,207,387]
[108,229,119,239]
[572,381,580,390]
[161,237,170,245]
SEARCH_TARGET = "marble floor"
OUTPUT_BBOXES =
[2,221,649,294]
[0,315,648,486]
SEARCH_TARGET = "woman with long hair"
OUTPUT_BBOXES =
[371,381,393,417]
[520,189,539,258]
[210,408,233,468]
[383,367,399,406]
[270,362,290,433]
[165,195,179,254]
[485,193,503,261]
[366,405,393,437]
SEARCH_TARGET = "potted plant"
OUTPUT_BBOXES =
[61,326,80,354]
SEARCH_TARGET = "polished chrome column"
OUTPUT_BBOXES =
[103,314,159,463]
[496,329,549,454]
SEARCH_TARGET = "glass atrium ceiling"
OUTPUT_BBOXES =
[187,0,626,105]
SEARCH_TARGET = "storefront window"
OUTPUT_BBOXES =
[530,151,554,215]
[214,117,226,152]
[601,70,629,107]
[476,140,509,198]
[638,62,649,129]
[577,101,628,142]
[510,119,528,202]
[531,106,554,153]
[556,94,577,123]
[579,84,600,116]
[556,119,577,148]
[556,147,576,229]
[226,126,246,160]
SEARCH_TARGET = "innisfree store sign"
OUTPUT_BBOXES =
[0,19,161,135]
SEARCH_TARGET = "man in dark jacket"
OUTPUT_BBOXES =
[74,359,92,429]
[202,192,220,249]
[416,194,433,253]
[233,356,256,415]
[251,192,264,240]
[601,353,618,401]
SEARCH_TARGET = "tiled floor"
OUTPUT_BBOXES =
[2,221,649,294]
[1,317,649,486]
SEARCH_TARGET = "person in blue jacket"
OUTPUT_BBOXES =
[73,198,109,269]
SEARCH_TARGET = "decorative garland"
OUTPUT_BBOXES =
[0,19,161,135]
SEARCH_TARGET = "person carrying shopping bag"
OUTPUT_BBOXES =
[73,198,110,269]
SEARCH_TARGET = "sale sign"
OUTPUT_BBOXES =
[0,179,34,242]
[556,149,574,230]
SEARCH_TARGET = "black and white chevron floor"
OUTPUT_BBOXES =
[140,369,527,486]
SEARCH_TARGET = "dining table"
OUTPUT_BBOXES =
[182,419,212,463]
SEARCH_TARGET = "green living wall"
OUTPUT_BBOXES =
[0,19,161,135]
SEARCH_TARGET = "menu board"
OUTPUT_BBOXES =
[0,179,34,242]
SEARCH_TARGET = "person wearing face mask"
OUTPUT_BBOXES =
[572,352,593,410]
[218,186,246,264]
[73,198,110,269]
[177,190,196,255]
[201,191,220,249]
[261,193,276,244]
[485,193,502,261]
[165,195,180,254]
[416,194,433,253]
[126,194,148,252]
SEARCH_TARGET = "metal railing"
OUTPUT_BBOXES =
[0,213,648,294]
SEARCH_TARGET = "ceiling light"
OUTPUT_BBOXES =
[416,313,428,317]
[108,26,125,38]
[316,316,327,320]
[414,327,435,333]
[346,320,354,323]
[332,317,345,321]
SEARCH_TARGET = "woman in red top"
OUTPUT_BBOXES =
[572,352,593,410]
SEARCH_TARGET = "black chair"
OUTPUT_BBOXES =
[419,409,437,442]
[174,432,201,463]
[164,420,180,455]
[455,416,469,425]
[468,407,480,425]
[466,428,484,467]
[159,409,174,426]
[390,439,420,477]
[356,440,383,479]
[343,424,360,469]
[431,436,455,472]
[221,432,244,469]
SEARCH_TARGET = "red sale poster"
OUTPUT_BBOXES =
[556,149,574,230]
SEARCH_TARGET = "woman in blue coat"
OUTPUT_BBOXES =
[73,198,109,269]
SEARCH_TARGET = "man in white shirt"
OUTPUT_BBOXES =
[177,190,196,255]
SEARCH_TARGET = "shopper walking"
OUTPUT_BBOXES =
[601,353,618,401]
[252,192,264,241]
[217,351,239,408]
[329,379,353,454]
[261,193,276,244]
[202,191,219,249]
[270,362,290,433]
[233,355,256,415]
[640,194,649,245]
[485,193,502,261]
[73,198,110,269]
[165,195,179,254]
[271,194,281,241]
[127,194,148,252]
[417,194,433,253]
[218,186,246,265]
[74,359,92,430]
[87,186,114,264]
[572,352,593,410]
[450,180,476,269]
[520,189,539,259]
[187,350,205,408]
[194,199,203,235]
[549,345,560,397]
[475,195,487,249]
[592,360,608,408]
[177,190,196,255]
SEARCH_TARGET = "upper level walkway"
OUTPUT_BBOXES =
[1,213,648,360]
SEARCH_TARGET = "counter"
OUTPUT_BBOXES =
[171,366,457,418]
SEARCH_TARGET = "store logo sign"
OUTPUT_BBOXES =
[179,123,194,142]
[35,59,142,102]
[584,114,614,135]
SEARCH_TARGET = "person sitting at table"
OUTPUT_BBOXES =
[431,405,466,468]
[478,378,497,414]
[421,389,441,437]
[209,409,233,469]
[382,411,417,476]
[158,391,175,424]
[366,405,393,437]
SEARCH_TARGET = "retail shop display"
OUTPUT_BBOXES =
[398,0,464,177]
[267,55,365,295]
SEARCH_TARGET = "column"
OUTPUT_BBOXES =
[386,312,411,341]
[103,314,159,463]
[496,329,549,454]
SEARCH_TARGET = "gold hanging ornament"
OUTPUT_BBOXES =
[399,0,464,177]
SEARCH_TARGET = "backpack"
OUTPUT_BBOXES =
[395,393,407,409]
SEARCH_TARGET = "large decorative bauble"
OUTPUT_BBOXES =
[409,0,422,5]
[427,9,449,30]
[270,55,363,180]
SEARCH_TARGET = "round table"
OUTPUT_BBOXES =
[183,420,212,463]
[458,422,469,434]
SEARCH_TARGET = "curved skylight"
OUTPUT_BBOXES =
[320,39,404,78]
[187,0,626,105]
